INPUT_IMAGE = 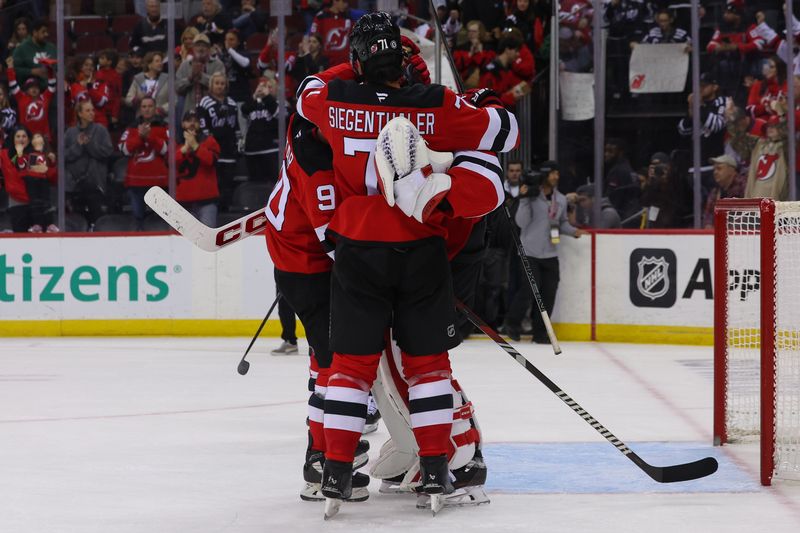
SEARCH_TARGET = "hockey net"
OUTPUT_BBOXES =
[714,199,800,485]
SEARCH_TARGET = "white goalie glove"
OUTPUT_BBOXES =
[374,117,453,223]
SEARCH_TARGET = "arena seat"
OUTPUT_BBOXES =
[64,212,90,233]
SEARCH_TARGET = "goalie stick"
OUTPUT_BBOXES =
[455,300,719,483]
[144,186,268,252]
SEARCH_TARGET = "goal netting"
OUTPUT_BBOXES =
[714,199,800,485]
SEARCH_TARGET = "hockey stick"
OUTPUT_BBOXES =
[455,300,719,483]
[237,293,281,375]
[144,186,268,252]
[504,204,562,354]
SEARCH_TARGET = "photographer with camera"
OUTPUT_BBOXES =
[503,161,587,342]
[639,152,692,228]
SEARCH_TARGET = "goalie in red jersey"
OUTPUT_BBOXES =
[295,12,518,517]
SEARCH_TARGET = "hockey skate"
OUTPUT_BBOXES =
[301,440,370,502]
[418,455,454,516]
[363,395,381,434]
[415,454,490,510]
[321,459,354,520]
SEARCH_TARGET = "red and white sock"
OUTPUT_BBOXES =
[402,352,453,457]
[323,353,381,463]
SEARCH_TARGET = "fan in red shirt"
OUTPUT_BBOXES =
[296,12,518,515]
[309,0,365,67]
[95,49,123,129]
[69,56,111,128]
[176,110,220,227]
[118,96,168,229]
[478,34,530,110]
[7,61,55,140]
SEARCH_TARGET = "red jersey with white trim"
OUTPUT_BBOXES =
[265,114,335,274]
[296,68,518,245]
[7,67,55,139]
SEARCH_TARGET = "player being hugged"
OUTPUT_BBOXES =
[295,12,518,519]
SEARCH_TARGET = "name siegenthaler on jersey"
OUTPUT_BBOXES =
[328,107,436,135]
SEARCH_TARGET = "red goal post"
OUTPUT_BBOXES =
[714,198,800,486]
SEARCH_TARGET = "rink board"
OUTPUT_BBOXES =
[0,231,715,343]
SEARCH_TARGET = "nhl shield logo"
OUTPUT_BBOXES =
[629,248,677,308]
[636,256,669,300]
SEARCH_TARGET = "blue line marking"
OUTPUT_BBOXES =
[482,442,758,494]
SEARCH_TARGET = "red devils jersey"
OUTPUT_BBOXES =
[707,24,767,55]
[296,68,518,244]
[7,67,55,139]
[70,80,111,127]
[309,9,359,67]
[265,114,336,274]
[119,122,169,188]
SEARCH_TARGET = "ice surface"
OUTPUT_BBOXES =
[1,338,798,532]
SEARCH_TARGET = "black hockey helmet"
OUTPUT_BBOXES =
[349,12,402,76]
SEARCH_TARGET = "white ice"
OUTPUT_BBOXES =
[1,337,799,533]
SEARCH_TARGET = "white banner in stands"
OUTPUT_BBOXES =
[629,43,689,93]
[594,232,714,327]
[559,72,595,121]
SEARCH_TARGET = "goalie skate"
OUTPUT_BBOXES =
[415,485,490,510]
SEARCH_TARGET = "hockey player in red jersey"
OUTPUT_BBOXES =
[264,112,371,503]
[295,12,518,517]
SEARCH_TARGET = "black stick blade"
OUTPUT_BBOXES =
[237,360,250,376]
[632,454,719,483]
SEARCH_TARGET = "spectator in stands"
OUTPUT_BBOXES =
[5,17,30,60]
[242,77,279,184]
[503,27,536,81]
[604,0,649,44]
[131,0,173,54]
[24,132,57,232]
[504,161,586,342]
[198,72,240,210]
[707,0,769,103]
[176,110,220,227]
[637,8,691,48]
[192,0,232,46]
[639,152,692,228]
[217,29,252,105]
[178,27,200,65]
[256,29,300,96]
[119,97,169,230]
[119,47,144,98]
[95,49,122,130]
[6,58,54,141]
[125,51,169,116]
[176,33,225,118]
[603,138,641,224]
[747,55,787,121]
[11,20,55,86]
[461,0,507,41]
[479,35,530,109]
[310,0,365,67]
[1,125,36,232]
[439,5,462,48]
[558,27,592,73]
[453,20,495,88]
[702,154,746,227]
[233,0,269,41]
[0,85,18,147]
[558,0,593,44]
[677,72,727,164]
[566,184,622,229]
[291,33,329,83]
[69,56,111,129]
[738,117,790,201]
[64,100,114,228]
[297,0,324,34]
